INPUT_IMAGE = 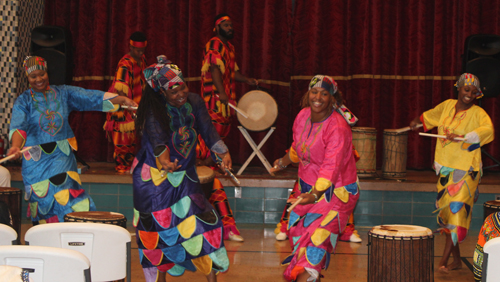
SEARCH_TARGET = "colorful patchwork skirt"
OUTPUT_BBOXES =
[282,178,359,281]
[22,141,96,223]
[435,166,480,245]
[132,163,229,277]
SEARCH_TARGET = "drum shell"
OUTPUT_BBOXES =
[368,225,434,282]
[484,200,500,220]
[197,166,215,199]
[0,187,22,239]
[64,211,127,228]
[352,127,377,177]
[382,130,408,178]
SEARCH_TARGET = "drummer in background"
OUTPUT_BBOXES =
[410,73,494,272]
[198,13,258,242]
[272,75,360,282]
[196,136,244,241]
[200,13,258,139]
[473,211,500,281]
[8,56,137,225]
[104,31,148,173]
[133,56,231,281]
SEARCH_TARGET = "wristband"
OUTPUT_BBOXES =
[312,193,318,203]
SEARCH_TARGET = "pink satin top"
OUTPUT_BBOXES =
[292,108,357,188]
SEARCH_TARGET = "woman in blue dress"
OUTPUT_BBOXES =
[132,56,231,282]
[8,56,137,224]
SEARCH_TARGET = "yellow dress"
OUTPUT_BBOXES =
[421,99,494,245]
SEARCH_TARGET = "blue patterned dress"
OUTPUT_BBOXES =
[9,85,115,223]
[131,92,229,277]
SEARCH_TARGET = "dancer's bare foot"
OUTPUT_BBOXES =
[448,260,462,270]
[437,265,449,273]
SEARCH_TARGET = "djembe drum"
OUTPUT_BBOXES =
[197,166,215,200]
[236,90,278,131]
[368,225,434,282]
[484,200,500,220]
[351,127,377,177]
[382,129,408,178]
[0,187,22,240]
[64,211,127,228]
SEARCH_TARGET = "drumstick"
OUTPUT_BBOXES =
[395,124,422,133]
[287,197,303,212]
[419,132,466,141]
[214,155,241,185]
[120,105,138,110]
[0,146,32,164]
[227,103,249,119]
[215,95,249,118]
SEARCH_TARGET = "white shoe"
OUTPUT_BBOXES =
[276,232,288,241]
[228,231,244,242]
[349,231,362,243]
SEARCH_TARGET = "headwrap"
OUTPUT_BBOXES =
[213,15,231,32]
[129,31,147,48]
[143,55,184,92]
[454,73,483,99]
[308,75,358,126]
[23,56,47,76]
[308,75,338,96]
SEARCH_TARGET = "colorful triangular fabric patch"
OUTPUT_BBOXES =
[181,234,204,256]
[161,244,186,263]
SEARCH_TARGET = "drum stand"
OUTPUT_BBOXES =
[237,126,276,176]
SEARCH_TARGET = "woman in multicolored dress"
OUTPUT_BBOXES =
[272,75,360,282]
[132,56,231,282]
[8,56,137,224]
[410,73,494,272]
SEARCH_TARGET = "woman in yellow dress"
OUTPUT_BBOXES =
[410,73,494,272]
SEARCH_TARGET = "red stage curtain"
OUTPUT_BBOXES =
[43,0,293,165]
[43,0,500,169]
[291,0,500,169]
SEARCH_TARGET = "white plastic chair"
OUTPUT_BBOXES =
[0,245,90,282]
[482,237,500,282]
[25,222,131,282]
[0,224,17,245]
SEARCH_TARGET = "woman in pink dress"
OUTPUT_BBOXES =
[272,75,360,282]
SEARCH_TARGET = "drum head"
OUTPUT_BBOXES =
[196,166,215,184]
[384,128,408,135]
[485,200,500,207]
[352,127,377,133]
[65,211,124,221]
[370,224,432,237]
[237,90,278,131]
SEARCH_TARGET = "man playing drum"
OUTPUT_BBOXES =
[104,32,148,173]
[198,13,258,242]
[200,13,258,139]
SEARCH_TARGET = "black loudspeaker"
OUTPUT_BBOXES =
[463,34,500,98]
[31,25,73,86]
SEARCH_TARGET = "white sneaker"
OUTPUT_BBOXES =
[276,232,288,241]
[349,231,362,243]
[228,231,244,242]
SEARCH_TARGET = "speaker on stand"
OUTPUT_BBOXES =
[31,25,73,86]
[463,34,500,169]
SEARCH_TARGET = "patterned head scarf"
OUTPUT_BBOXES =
[213,13,231,32]
[143,55,184,92]
[129,31,147,48]
[23,56,47,76]
[308,75,338,96]
[455,73,483,99]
